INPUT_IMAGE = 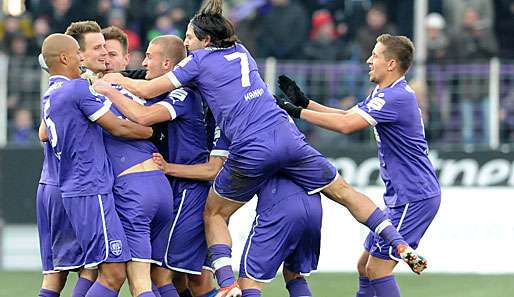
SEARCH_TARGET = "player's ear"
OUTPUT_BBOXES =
[203,35,212,48]
[60,52,68,65]
[387,59,396,72]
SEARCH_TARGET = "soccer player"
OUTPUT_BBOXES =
[154,125,322,297]
[101,1,426,295]
[94,35,217,297]
[99,26,174,297]
[37,120,92,297]
[40,33,152,297]
[276,34,441,297]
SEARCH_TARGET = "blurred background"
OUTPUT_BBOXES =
[0,0,514,295]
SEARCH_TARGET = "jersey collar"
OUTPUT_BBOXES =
[49,75,71,81]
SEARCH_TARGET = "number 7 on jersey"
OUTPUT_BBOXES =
[224,52,251,87]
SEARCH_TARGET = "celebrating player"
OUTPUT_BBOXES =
[101,1,426,295]
[153,124,322,297]
[276,34,441,297]
[98,26,175,297]
[41,32,152,297]
[94,35,218,297]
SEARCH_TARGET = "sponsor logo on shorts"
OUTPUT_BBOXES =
[110,240,123,257]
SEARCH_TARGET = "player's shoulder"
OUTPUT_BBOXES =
[382,80,416,102]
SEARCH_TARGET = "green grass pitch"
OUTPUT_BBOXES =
[1,271,514,297]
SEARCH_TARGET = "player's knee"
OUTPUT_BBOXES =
[99,264,127,289]
[42,271,69,292]
[151,266,172,288]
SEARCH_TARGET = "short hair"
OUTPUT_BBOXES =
[376,34,415,73]
[150,35,186,66]
[65,21,102,49]
[102,26,128,54]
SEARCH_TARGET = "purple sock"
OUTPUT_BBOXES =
[242,288,261,297]
[196,289,218,297]
[152,284,161,297]
[365,208,406,248]
[72,277,95,297]
[209,244,235,288]
[356,276,375,297]
[84,282,118,297]
[370,275,400,297]
[178,289,192,297]
[138,292,156,297]
[286,278,312,297]
[158,284,179,297]
[39,288,59,297]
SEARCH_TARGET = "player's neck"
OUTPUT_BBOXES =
[378,74,404,89]
[49,68,74,80]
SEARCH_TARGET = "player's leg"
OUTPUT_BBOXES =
[172,272,190,297]
[238,278,265,297]
[283,269,312,297]
[355,250,374,297]
[72,269,97,297]
[203,188,244,295]
[365,257,400,297]
[39,272,69,296]
[187,270,217,297]
[127,262,155,297]
[151,266,179,297]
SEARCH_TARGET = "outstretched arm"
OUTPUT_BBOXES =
[102,72,176,99]
[93,80,172,126]
[153,153,225,181]
[300,108,369,134]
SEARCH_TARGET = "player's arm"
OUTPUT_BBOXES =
[278,74,348,114]
[152,153,225,181]
[93,81,172,126]
[300,108,369,134]
[102,72,176,99]
[38,120,48,142]
[96,111,153,139]
[276,95,368,134]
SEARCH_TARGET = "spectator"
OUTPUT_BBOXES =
[256,0,308,59]
[29,16,51,55]
[46,0,80,33]
[448,6,498,145]
[302,9,352,61]
[8,108,38,145]
[425,12,449,64]
[443,0,494,33]
[356,3,397,62]
[146,14,181,42]
[494,0,514,59]
[108,9,141,52]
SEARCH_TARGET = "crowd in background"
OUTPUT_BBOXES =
[2,0,514,147]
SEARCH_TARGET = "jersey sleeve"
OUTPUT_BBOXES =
[156,88,192,120]
[167,54,200,88]
[210,127,229,157]
[77,81,111,122]
[355,90,399,126]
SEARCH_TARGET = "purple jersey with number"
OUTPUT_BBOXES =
[168,43,289,144]
[355,77,440,207]
[42,77,114,197]
[151,86,210,193]
[103,85,158,176]
[39,76,64,186]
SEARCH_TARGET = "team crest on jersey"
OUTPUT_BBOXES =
[110,240,123,257]
[366,97,386,112]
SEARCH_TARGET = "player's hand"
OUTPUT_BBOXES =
[274,95,302,118]
[102,72,126,85]
[120,69,147,80]
[92,79,114,96]
[277,75,310,108]
[152,153,167,172]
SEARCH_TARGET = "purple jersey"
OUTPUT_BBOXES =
[42,77,113,197]
[39,78,63,186]
[103,85,157,176]
[355,77,440,207]
[168,43,289,144]
[151,86,210,193]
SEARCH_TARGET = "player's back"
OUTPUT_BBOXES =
[103,85,158,176]
[43,77,113,197]
[170,43,288,144]
[357,78,440,206]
